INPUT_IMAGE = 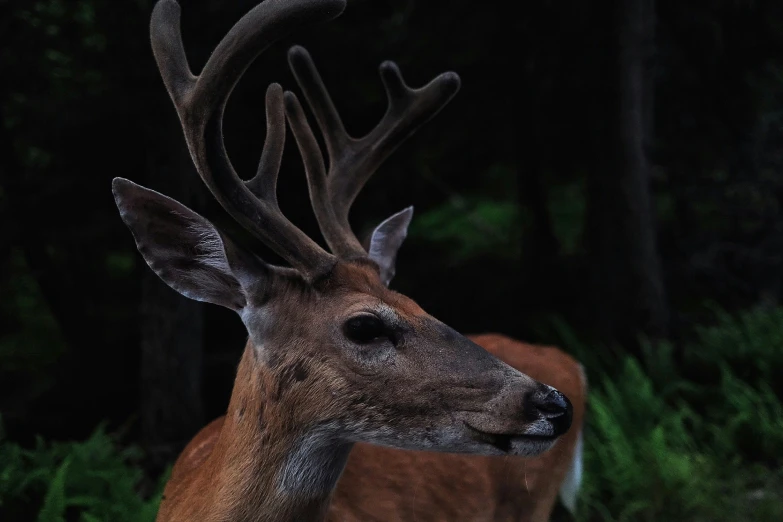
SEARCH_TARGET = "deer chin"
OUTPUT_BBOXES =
[461,420,560,457]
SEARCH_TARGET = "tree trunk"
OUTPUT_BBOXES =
[139,127,206,472]
[586,0,669,345]
[512,8,561,319]
[516,131,561,315]
[140,272,205,471]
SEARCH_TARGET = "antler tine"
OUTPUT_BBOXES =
[149,0,347,278]
[150,0,194,106]
[245,84,286,203]
[287,45,461,260]
[284,89,354,254]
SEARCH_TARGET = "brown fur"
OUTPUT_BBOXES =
[165,333,585,522]
[157,345,340,522]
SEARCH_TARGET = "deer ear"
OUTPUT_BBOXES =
[367,207,413,287]
[112,177,266,311]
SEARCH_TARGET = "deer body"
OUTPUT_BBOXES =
[114,1,581,521]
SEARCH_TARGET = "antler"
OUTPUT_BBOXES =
[284,46,461,260]
[150,0,347,278]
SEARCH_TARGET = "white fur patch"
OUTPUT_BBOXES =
[168,209,230,272]
[278,425,352,499]
[559,364,587,514]
[190,222,230,272]
[559,428,583,514]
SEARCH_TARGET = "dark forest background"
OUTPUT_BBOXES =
[1,0,783,520]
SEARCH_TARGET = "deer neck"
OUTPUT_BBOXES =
[200,342,353,522]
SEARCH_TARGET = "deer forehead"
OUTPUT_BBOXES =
[312,261,428,319]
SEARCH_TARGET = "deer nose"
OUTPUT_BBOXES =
[530,388,573,436]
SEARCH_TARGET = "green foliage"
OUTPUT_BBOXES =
[712,369,783,461]
[544,307,783,521]
[104,251,136,279]
[0,249,65,397]
[691,305,783,385]
[547,180,586,255]
[579,358,725,521]
[38,456,70,522]
[0,422,166,522]
[410,197,521,262]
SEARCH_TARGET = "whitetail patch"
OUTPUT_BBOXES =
[559,428,584,514]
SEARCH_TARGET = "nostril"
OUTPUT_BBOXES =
[531,388,573,436]
[536,389,569,418]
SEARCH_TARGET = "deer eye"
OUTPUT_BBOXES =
[344,315,387,344]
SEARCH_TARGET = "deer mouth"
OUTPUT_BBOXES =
[462,422,558,454]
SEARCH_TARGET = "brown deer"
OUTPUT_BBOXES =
[112,0,583,521]
[180,336,586,522]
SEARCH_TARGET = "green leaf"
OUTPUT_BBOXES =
[37,455,71,522]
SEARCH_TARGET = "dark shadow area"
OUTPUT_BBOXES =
[1,0,782,520]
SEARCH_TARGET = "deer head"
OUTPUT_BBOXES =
[114,0,571,487]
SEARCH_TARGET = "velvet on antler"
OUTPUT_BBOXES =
[284,46,460,261]
[149,0,347,279]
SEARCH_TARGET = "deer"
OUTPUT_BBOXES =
[112,0,585,521]
[167,40,588,522]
